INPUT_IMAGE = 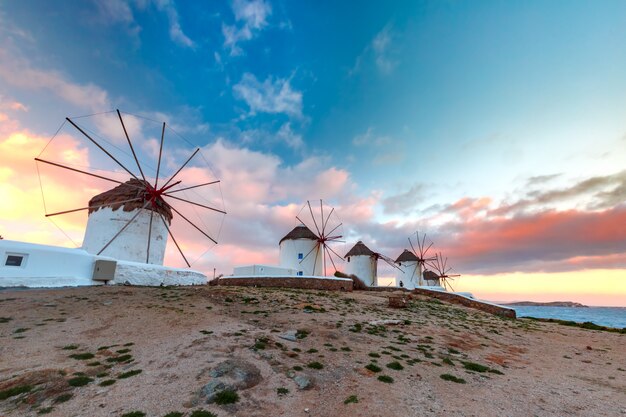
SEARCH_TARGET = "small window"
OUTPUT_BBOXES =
[297,271,303,276]
[297,253,303,260]
[5,255,24,267]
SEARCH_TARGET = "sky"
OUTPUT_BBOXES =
[0,0,625,306]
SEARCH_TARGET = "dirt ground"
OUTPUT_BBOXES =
[0,285,624,417]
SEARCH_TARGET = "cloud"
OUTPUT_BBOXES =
[153,0,195,48]
[222,0,272,56]
[0,46,110,112]
[276,122,303,150]
[382,184,425,215]
[349,24,399,76]
[352,127,392,147]
[92,0,194,48]
[233,72,302,117]
[371,25,397,74]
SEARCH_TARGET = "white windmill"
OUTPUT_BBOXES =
[344,241,401,287]
[394,231,437,290]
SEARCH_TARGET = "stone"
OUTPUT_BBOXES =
[278,330,298,342]
[294,375,312,390]
[368,319,402,326]
[199,359,262,403]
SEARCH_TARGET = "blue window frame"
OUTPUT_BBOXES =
[297,271,303,276]
[298,253,303,260]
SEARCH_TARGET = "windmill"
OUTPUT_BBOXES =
[427,253,461,291]
[295,200,344,276]
[34,110,226,268]
[344,241,402,287]
[398,230,437,288]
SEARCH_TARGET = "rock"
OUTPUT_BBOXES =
[201,380,231,402]
[294,375,313,390]
[368,319,402,326]
[278,330,298,342]
[286,370,295,378]
[199,359,262,403]
[102,301,112,306]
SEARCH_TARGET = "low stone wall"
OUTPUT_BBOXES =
[219,276,353,292]
[412,288,516,319]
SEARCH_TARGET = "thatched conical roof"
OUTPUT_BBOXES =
[395,249,418,263]
[344,241,375,258]
[279,224,318,244]
[88,178,173,224]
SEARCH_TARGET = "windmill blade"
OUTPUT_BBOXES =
[146,209,154,263]
[377,253,403,271]
[66,117,141,182]
[307,200,322,236]
[423,242,433,257]
[97,201,150,255]
[117,109,146,182]
[154,122,166,188]
[409,263,417,284]
[299,242,320,264]
[326,245,339,274]
[312,242,320,276]
[321,207,334,236]
[408,237,418,257]
[420,232,427,256]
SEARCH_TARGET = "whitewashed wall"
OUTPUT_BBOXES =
[279,239,324,276]
[345,254,377,286]
[82,207,167,265]
[233,264,297,276]
[396,260,420,289]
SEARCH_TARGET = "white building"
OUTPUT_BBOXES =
[0,179,206,288]
[82,178,170,264]
[394,249,443,290]
[278,224,323,276]
[344,241,377,286]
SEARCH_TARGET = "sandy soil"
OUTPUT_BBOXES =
[0,285,624,417]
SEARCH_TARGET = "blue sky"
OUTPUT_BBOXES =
[1,1,626,304]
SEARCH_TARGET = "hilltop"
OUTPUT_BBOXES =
[0,286,623,417]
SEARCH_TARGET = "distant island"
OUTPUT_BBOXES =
[503,301,588,308]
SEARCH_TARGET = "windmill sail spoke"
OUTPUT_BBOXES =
[146,209,154,263]
[312,243,320,276]
[169,205,218,245]
[299,242,319,264]
[154,122,166,189]
[307,200,321,236]
[324,222,343,238]
[66,117,140,182]
[117,109,146,182]
[35,158,144,189]
[44,197,143,217]
[161,148,200,189]
[157,212,190,267]
[97,201,150,255]
[165,180,220,194]
[163,194,227,214]
[322,207,334,235]
[326,245,339,273]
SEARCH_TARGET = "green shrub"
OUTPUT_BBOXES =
[277,387,289,395]
[69,352,94,360]
[462,361,489,373]
[214,389,239,405]
[386,361,404,371]
[365,363,382,373]
[99,380,116,387]
[377,375,394,383]
[344,395,358,404]
[0,385,32,400]
[54,393,73,403]
[118,369,142,379]
[190,411,217,417]
[307,361,323,370]
[68,376,93,387]
[440,373,466,384]
[121,412,145,417]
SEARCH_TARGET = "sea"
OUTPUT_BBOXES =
[509,306,626,329]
